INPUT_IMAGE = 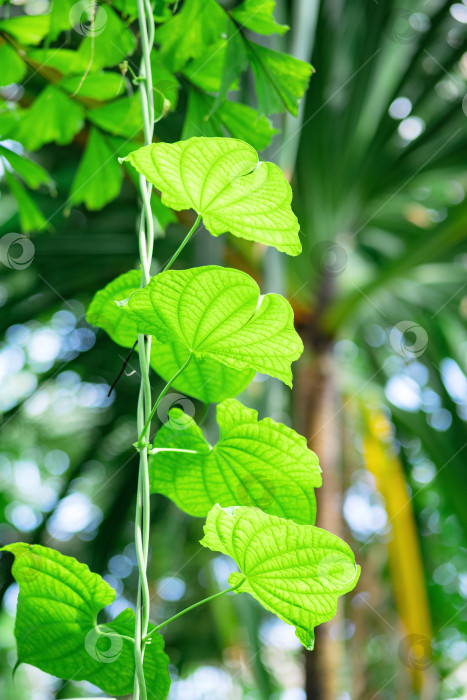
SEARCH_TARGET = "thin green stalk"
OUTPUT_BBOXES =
[161,214,201,272]
[137,352,193,446]
[143,579,245,642]
[134,0,156,698]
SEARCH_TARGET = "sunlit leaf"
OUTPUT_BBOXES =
[123,137,301,255]
[86,269,253,402]
[124,265,303,386]
[150,398,321,522]
[2,543,170,697]
[201,505,360,649]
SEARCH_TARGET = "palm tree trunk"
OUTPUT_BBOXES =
[296,348,343,700]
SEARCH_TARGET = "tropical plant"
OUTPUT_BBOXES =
[0,1,361,697]
[0,1,466,699]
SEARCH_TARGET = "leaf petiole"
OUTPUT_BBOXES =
[143,578,245,642]
[160,213,201,273]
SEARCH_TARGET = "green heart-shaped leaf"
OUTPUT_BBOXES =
[150,398,321,523]
[123,137,301,255]
[86,270,254,402]
[2,543,170,698]
[200,506,360,649]
[124,266,303,387]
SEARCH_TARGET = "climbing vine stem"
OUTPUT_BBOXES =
[134,0,156,698]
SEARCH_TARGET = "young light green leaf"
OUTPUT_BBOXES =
[69,128,123,210]
[246,41,313,116]
[86,270,254,402]
[124,266,303,387]
[13,86,84,151]
[150,398,321,523]
[231,0,289,35]
[201,505,360,649]
[123,137,301,255]
[86,269,141,347]
[2,543,170,698]
[0,43,26,87]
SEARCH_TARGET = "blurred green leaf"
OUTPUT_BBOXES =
[0,43,26,87]
[230,0,289,35]
[0,15,50,45]
[74,6,137,72]
[48,0,75,41]
[155,0,227,71]
[246,40,312,116]
[88,94,142,138]
[0,145,52,189]
[59,71,127,100]
[13,85,84,150]
[3,171,48,232]
[69,128,123,210]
